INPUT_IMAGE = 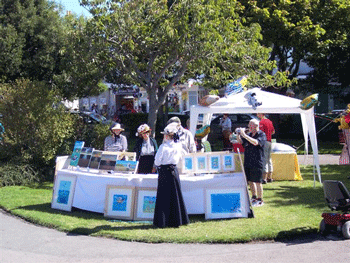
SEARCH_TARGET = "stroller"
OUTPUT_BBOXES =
[320,180,350,239]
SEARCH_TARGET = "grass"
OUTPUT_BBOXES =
[1,164,349,243]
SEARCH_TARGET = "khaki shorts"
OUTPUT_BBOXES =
[263,141,273,173]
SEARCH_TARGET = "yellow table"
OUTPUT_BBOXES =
[271,152,302,181]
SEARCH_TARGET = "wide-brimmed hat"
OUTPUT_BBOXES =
[167,116,181,125]
[161,123,178,135]
[136,124,151,136]
[110,123,124,131]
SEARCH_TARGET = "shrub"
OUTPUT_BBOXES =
[74,120,110,150]
[0,160,40,187]
[0,79,76,179]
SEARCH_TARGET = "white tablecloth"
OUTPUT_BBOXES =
[56,169,247,214]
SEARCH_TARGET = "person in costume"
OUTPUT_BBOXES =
[219,113,232,151]
[334,104,350,165]
[133,124,158,174]
[104,123,128,152]
[236,119,266,207]
[257,113,275,183]
[167,116,196,154]
[153,123,189,228]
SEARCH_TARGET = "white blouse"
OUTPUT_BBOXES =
[154,140,183,166]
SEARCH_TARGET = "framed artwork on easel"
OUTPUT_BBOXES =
[104,185,136,220]
[195,153,208,173]
[51,173,77,212]
[208,154,221,173]
[222,153,235,172]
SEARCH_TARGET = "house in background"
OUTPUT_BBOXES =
[78,79,207,119]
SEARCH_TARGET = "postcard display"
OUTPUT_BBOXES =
[53,147,251,220]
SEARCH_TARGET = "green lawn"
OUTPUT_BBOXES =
[1,164,349,243]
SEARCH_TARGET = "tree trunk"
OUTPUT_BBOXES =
[148,93,159,137]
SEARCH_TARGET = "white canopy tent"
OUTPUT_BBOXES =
[189,88,322,183]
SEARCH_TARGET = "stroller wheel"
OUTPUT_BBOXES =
[319,219,329,235]
[342,221,350,239]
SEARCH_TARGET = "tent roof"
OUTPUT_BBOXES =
[192,88,307,114]
[189,87,322,183]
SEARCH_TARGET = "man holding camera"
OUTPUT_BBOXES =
[236,119,266,207]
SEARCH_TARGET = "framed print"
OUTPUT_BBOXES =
[78,147,94,168]
[222,153,235,172]
[104,185,136,220]
[134,187,157,221]
[99,152,119,171]
[182,155,195,174]
[195,153,208,173]
[118,152,137,161]
[208,154,221,173]
[115,160,138,173]
[51,173,77,212]
[70,141,85,167]
[204,188,248,219]
[88,150,103,169]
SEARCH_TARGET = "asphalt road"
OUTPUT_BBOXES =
[297,154,340,165]
[1,209,350,263]
[1,154,348,263]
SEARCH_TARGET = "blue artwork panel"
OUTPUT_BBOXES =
[224,155,233,169]
[211,193,241,213]
[142,195,156,213]
[184,157,193,170]
[57,180,71,204]
[112,194,127,211]
[211,156,219,169]
[197,156,206,170]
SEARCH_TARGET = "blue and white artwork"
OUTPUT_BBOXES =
[184,156,193,172]
[211,193,241,214]
[210,155,220,171]
[142,195,156,214]
[223,154,234,171]
[57,180,71,205]
[112,194,127,211]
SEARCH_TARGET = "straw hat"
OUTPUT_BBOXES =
[136,124,151,136]
[110,123,124,131]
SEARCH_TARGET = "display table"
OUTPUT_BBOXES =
[271,152,302,181]
[55,156,249,215]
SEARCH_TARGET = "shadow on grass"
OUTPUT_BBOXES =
[67,223,155,236]
[11,202,207,236]
[264,185,326,209]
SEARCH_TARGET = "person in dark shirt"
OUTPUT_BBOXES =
[134,124,158,174]
[236,119,266,207]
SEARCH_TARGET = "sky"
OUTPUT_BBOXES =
[54,0,91,17]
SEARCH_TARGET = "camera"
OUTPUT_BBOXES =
[235,128,245,134]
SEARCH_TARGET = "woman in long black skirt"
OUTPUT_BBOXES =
[153,123,189,228]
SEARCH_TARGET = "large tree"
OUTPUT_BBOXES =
[82,0,290,133]
[305,0,350,96]
[239,0,350,94]
[0,0,107,99]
